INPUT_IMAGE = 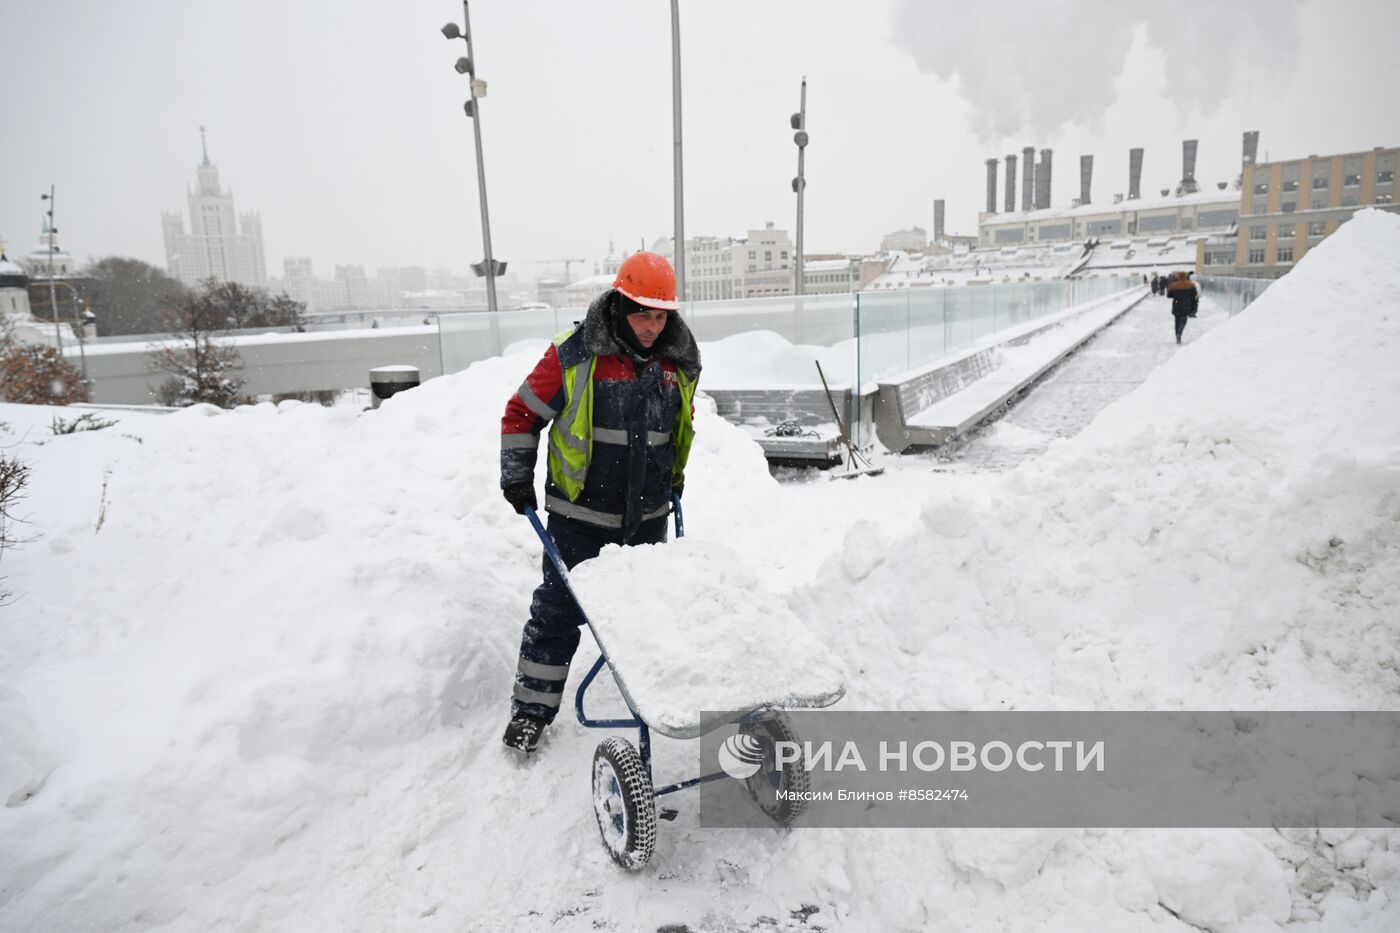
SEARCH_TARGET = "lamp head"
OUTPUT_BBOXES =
[454,56,474,76]
[441,22,461,39]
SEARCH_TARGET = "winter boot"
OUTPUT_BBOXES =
[502,714,547,754]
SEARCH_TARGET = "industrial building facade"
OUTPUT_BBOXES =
[1199,146,1399,278]
[977,139,1242,248]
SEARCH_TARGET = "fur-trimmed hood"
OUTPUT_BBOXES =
[579,289,701,380]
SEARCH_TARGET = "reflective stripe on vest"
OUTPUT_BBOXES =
[547,330,595,500]
[545,494,672,529]
[593,428,672,446]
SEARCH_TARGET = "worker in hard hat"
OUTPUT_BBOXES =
[498,251,701,753]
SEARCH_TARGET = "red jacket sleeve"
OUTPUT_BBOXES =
[500,344,566,488]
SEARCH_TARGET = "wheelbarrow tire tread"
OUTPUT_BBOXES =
[742,714,810,825]
[591,737,657,871]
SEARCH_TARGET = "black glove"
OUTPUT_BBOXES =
[671,479,684,500]
[502,483,537,515]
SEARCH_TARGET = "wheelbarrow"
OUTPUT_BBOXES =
[524,496,845,870]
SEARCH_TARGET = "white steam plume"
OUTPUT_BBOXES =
[889,0,1303,141]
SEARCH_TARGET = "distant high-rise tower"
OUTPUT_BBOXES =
[1128,147,1144,200]
[1176,139,1200,196]
[1035,149,1053,210]
[1022,146,1035,213]
[1079,154,1093,206]
[161,127,267,288]
[1241,131,1260,167]
[1004,154,1018,212]
[933,199,946,241]
[1237,131,1261,190]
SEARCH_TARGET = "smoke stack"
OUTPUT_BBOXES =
[1036,148,1053,210]
[1242,130,1260,166]
[1177,139,1199,195]
[985,158,998,214]
[934,199,946,240]
[1022,146,1035,212]
[1005,154,1018,212]
[1128,147,1144,200]
[1079,154,1093,206]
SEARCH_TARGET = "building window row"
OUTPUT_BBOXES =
[1248,249,1265,264]
[1277,248,1294,263]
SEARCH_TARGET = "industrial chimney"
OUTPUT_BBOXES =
[1242,130,1260,167]
[1128,147,1144,200]
[1022,146,1035,212]
[1036,149,1054,210]
[985,158,999,214]
[1177,139,1199,195]
[1005,154,1018,212]
[934,199,946,241]
[1079,154,1093,206]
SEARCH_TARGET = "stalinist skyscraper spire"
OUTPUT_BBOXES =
[161,128,267,287]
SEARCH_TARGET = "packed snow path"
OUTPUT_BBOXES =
[925,289,1231,472]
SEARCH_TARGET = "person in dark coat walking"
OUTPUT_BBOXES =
[497,251,701,753]
[1150,272,1160,295]
[1166,271,1199,344]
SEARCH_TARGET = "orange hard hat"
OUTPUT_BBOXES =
[613,251,679,311]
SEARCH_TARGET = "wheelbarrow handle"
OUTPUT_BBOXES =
[524,506,569,582]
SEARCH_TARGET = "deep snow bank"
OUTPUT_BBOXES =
[0,212,1397,932]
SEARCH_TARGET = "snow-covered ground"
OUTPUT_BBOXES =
[1,211,1398,931]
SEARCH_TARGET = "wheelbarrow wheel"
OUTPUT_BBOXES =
[591,737,656,871]
[741,714,809,825]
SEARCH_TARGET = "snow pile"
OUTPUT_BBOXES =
[1,211,1398,931]
[570,538,845,736]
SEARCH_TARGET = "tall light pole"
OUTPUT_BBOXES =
[670,0,686,303]
[791,78,808,296]
[443,3,501,313]
[40,186,63,351]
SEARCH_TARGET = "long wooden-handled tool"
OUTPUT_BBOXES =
[815,361,883,478]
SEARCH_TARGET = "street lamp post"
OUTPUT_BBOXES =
[40,186,63,351]
[40,278,91,386]
[671,0,685,303]
[442,2,501,313]
[791,79,808,296]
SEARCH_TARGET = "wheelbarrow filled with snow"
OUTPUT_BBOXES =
[524,499,846,870]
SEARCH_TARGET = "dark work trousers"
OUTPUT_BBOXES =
[511,512,669,722]
[1174,312,1189,343]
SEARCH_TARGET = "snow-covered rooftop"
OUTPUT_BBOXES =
[986,186,1240,226]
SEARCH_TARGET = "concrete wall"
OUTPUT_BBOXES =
[74,326,442,404]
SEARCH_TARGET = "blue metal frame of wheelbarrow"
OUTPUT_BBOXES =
[524,495,730,797]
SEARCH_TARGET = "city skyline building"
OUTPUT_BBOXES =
[161,128,267,288]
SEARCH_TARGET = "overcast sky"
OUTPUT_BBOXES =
[2,0,1396,280]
